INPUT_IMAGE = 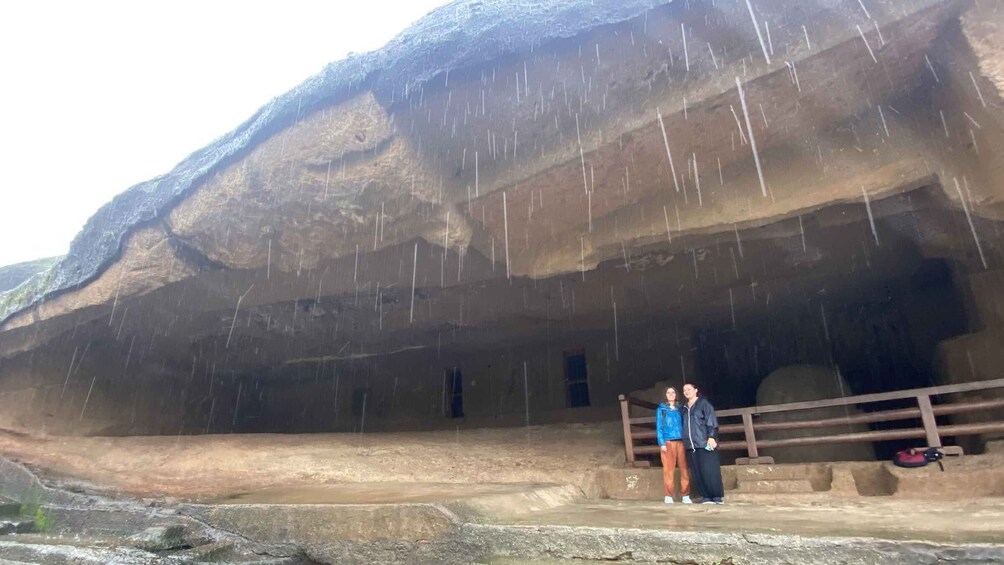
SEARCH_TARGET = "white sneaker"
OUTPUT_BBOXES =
[664,496,674,504]
[681,496,693,504]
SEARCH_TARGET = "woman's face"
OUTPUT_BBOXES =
[666,388,677,403]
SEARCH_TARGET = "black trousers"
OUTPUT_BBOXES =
[687,447,724,499]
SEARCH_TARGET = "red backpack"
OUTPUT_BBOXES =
[893,447,944,471]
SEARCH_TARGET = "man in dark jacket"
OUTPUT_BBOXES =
[681,382,725,504]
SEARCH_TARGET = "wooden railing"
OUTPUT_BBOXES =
[619,378,1004,466]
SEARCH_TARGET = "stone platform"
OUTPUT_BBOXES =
[2,456,1004,564]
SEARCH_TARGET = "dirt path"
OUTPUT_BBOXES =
[0,423,623,500]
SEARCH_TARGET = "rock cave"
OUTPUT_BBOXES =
[1,0,1004,563]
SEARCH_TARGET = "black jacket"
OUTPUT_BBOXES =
[681,397,719,451]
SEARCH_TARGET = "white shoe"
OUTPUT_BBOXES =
[664,496,674,504]
[681,496,693,504]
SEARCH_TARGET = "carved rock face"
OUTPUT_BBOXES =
[1,0,1003,439]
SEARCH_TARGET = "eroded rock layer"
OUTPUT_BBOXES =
[1,0,1002,444]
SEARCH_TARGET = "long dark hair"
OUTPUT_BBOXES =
[664,386,678,407]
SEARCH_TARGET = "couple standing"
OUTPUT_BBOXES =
[656,383,725,505]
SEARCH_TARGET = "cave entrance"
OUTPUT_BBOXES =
[693,258,970,459]
[694,260,968,406]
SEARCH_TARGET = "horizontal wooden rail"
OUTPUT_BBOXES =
[628,417,656,425]
[628,398,1004,439]
[619,378,1004,466]
[631,422,1004,454]
[715,377,1004,418]
[753,421,1004,449]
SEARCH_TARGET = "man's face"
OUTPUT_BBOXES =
[683,384,697,399]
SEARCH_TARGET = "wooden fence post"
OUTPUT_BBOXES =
[742,411,759,458]
[619,395,635,466]
[735,411,774,465]
[917,394,941,447]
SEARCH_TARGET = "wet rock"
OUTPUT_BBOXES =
[0,519,34,534]
[0,498,21,518]
[0,0,1002,450]
[0,257,59,294]
[127,523,207,552]
[171,540,237,562]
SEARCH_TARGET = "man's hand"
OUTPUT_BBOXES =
[707,438,718,450]
[660,444,667,453]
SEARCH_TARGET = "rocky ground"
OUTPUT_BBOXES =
[0,422,624,500]
[2,425,1004,564]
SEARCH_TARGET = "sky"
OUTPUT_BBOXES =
[0,0,448,267]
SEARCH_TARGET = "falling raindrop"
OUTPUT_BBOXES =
[735,77,768,198]
[79,376,97,420]
[857,0,872,19]
[856,25,878,64]
[681,23,689,72]
[953,177,988,269]
[692,153,703,207]
[410,243,418,323]
[969,72,988,108]
[656,108,681,192]
[925,55,940,83]
[861,187,879,246]
[878,106,890,138]
[503,191,511,280]
[226,284,255,349]
[744,0,772,65]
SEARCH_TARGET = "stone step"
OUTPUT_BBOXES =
[733,479,816,494]
[0,520,34,535]
[733,464,823,482]
[723,491,832,504]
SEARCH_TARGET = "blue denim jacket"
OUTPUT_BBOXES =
[656,403,683,446]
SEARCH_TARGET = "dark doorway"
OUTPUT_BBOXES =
[564,350,591,407]
[445,368,464,418]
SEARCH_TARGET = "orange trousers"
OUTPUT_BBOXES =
[660,440,691,497]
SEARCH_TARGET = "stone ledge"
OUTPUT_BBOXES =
[461,523,1004,565]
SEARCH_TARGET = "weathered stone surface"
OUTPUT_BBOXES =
[5,452,1004,564]
[462,523,1004,565]
[187,502,457,544]
[3,226,198,332]
[127,524,206,552]
[0,257,60,294]
[0,498,20,519]
[0,0,673,326]
[0,541,163,565]
[0,0,1003,445]
[0,519,33,535]
[755,365,876,463]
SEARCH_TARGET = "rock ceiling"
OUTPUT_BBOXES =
[1,0,1002,377]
